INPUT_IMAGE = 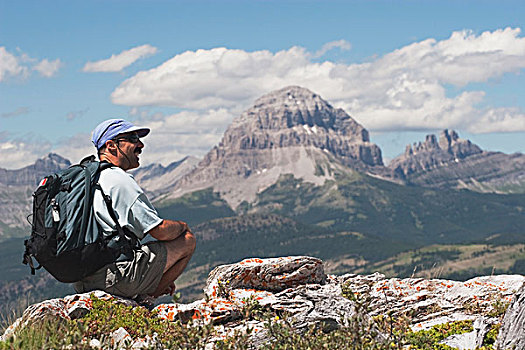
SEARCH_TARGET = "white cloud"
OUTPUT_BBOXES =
[53,132,96,165]
[132,109,234,165]
[0,137,52,169]
[313,39,352,58]
[83,44,158,73]
[471,107,525,133]
[112,28,525,134]
[0,47,28,81]
[0,46,62,82]
[33,58,62,77]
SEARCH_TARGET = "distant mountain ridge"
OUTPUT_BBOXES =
[130,156,200,197]
[391,129,482,176]
[389,130,525,193]
[0,153,71,187]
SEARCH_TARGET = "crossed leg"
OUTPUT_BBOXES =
[151,231,196,297]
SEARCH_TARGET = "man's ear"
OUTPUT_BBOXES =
[105,140,118,154]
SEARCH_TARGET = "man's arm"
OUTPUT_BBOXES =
[148,219,189,241]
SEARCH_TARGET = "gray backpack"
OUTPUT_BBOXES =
[23,156,138,283]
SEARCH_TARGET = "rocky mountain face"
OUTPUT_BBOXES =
[389,130,525,192]
[0,153,71,187]
[161,86,386,209]
[390,129,482,176]
[0,154,71,238]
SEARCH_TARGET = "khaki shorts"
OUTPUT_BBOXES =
[73,241,167,298]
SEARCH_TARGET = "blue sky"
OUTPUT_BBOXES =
[1,0,525,168]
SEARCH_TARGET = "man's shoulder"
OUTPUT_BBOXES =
[99,166,140,190]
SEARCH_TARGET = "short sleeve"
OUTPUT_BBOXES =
[126,193,163,240]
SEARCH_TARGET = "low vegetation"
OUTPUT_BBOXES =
[1,290,507,349]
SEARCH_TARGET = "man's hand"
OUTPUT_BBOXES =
[148,219,191,241]
[176,220,190,235]
[163,282,176,296]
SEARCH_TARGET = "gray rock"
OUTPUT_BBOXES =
[111,327,132,349]
[205,256,326,295]
[390,129,483,178]
[440,317,491,350]
[496,282,525,350]
[131,155,200,197]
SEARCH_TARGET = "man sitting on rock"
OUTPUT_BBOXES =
[74,118,196,306]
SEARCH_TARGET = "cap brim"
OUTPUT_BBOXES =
[125,126,150,137]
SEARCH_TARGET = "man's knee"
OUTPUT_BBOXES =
[185,231,196,254]
[165,230,196,255]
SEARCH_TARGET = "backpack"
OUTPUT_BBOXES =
[23,156,138,283]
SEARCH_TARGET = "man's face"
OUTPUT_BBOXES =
[113,132,144,170]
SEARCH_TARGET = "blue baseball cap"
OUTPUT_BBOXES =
[92,118,150,149]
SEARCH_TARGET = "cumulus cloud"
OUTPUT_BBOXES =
[83,44,158,73]
[0,47,62,82]
[313,39,352,58]
[33,58,62,77]
[0,136,52,169]
[0,107,230,169]
[112,28,525,134]
[0,47,29,81]
[53,132,95,165]
[132,109,234,165]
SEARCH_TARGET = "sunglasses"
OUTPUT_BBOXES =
[114,134,141,144]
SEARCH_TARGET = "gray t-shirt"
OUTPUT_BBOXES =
[94,167,162,240]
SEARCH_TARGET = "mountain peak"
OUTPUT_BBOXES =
[221,86,382,165]
[234,85,340,132]
[391,130,484,180]
[168,86,384,209]
[253,85,324,108]
[0,153,71,186]
[404,130,482,158]
[34,153,71,171]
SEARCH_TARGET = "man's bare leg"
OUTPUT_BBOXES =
[152,231,196,297]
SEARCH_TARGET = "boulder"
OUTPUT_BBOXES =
[0,290,135,342]
[496,282,525,350]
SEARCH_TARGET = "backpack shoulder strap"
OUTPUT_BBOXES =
[94,179,139,249]
[80,155,96,165]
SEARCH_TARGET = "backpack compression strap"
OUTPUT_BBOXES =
[22,242,41,275]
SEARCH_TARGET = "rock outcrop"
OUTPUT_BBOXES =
[3,256,524,348]
[496,282,525,349]
[159,86,387,209]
